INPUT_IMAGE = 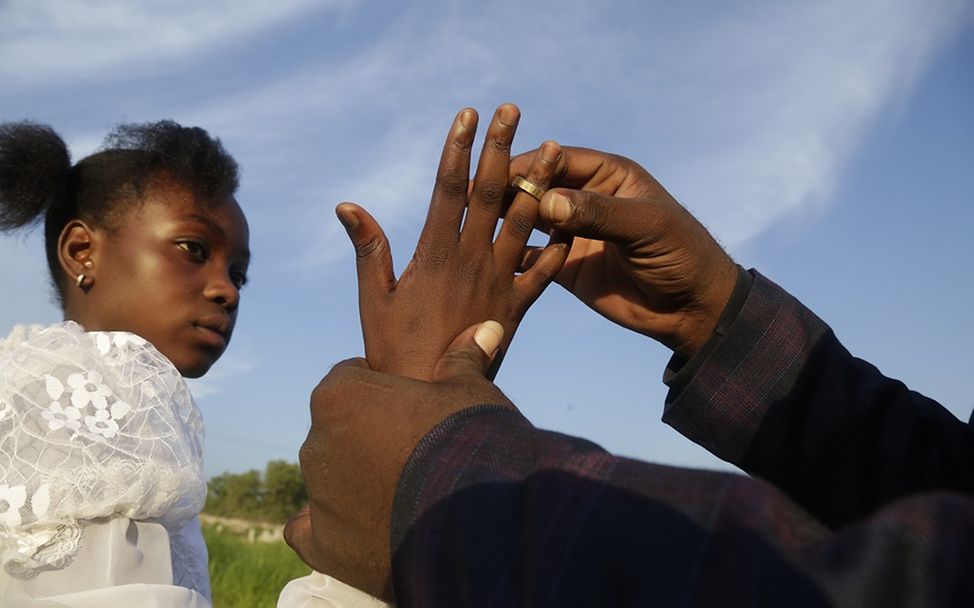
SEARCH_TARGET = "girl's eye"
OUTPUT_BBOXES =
[230,271,248,289]
[177,240,208,260]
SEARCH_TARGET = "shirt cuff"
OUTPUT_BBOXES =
[663,266,754,390]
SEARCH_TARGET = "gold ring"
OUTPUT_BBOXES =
[511,176,546,201]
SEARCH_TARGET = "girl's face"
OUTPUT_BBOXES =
[79,178,250,377]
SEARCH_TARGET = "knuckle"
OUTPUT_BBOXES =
[504,211,535,236]
[458,259,486,282]
[448,136,473,153]
[440,348,483,371]
[354,235,384,260]
[485,134,512,154]
[435,173,469,200]
[585,194,611,231]
[415,243,454,269]
[474,179,507,207]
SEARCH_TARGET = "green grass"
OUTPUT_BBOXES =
[203,524,311,608]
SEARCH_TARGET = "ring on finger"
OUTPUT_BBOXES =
[511,176,546,201]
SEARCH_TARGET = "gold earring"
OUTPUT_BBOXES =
[76,273,86,288]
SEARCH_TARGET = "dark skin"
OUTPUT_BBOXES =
[285,144,740,601]
[510,146,738,360]
[58,174,250,378]
[285,322,509,600]
[335,104,569,381]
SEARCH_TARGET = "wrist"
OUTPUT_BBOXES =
[671,263,748,360]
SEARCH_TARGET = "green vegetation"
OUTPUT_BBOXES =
[203,461,310,606]
[204,524,311,608]
[205,460,307,522]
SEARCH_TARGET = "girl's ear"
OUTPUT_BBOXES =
[57,219,99,290]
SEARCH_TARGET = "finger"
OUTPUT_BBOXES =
[538,188,658,247]
[283,505,324,570]
[515,145,647,195]
[414,108,477,265]
[337,203,396,299]
[494,140,562,273]
[509,144,569,190]
[460,103,520,247]
[514,230,572,304]
[431,320,504,383]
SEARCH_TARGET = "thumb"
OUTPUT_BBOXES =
[336,202,396,300]
[538,188,656,246]
[283,505,324,570]
[431,321,504,383]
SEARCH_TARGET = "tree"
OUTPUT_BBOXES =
[204,461,307,523]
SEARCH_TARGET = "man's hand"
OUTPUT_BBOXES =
[510,146,738,359]
[337,104,569,380]
[284,321,512,601]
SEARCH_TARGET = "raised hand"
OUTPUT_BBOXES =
[510,146,738,359]
[337,104,568,380]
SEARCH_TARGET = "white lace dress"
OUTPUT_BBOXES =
[0,321,210,606]
[0,322,390,608]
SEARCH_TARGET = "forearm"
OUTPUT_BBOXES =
[664,270,974,526]
[391,406,973,607]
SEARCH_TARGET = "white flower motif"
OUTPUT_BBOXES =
[84,408,119,439]
[45,375,65,400]
[110,400,132,420]
[0,484,27,528]
[67,371,113,410]
[41,402,82,432]
[31,484,51,518]
[96,332,147,356]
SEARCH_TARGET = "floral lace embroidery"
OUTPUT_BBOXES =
[0,321,207,595]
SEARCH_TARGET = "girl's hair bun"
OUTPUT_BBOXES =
[0,121,72,232]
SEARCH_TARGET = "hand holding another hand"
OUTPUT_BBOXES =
[284,321,512,601]
[511,147,738,359]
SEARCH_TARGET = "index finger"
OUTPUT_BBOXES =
[511,146,628,194]
[414,108,478,263]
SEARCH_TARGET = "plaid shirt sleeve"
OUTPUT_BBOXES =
[391,405,974,607]
[663,269,974,527]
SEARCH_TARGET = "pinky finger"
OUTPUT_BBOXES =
[514,231,573,304]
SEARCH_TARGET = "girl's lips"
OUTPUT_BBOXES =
[195,323,228,349]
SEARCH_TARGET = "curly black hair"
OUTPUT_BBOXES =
[0,120,239,303]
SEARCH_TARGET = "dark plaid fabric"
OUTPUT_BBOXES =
[389,270,974,606]
[392,407,973,606]
[664,270,974,527]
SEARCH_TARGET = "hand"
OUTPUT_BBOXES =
[337,104,569,380]
[284,321,512,600]
[510,146,738,359]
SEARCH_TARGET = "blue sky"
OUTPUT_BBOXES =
[2,0,972,477]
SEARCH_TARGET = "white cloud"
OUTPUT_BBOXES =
[3,0,969,297]
[0,0,350,83]
[639,0,970,247]
[166,0,971,265]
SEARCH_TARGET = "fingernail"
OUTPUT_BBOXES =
[546,192,573,223]
[474,321,504,356]
[540,140,560,164]
[336,207,359,231]
[497,104,519,127]
[459,109,476,131]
